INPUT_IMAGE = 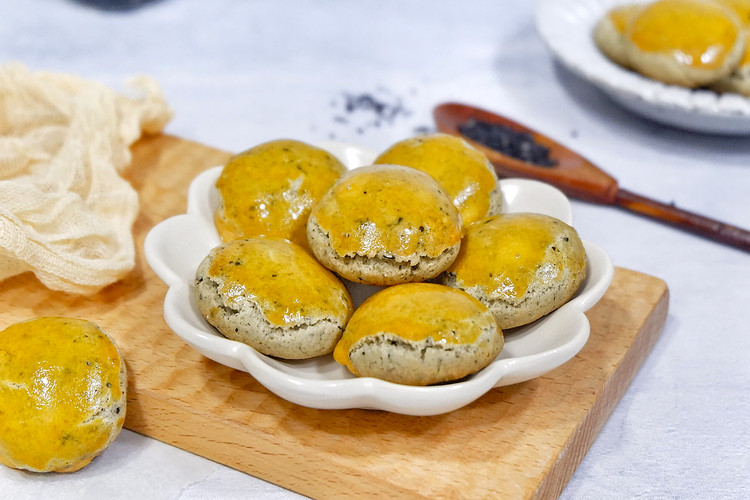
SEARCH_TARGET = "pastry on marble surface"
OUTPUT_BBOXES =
[307,164,463,286]
[441,213,586,330]
[0,317,127,473]
[373,133,502,226]
[195,237,353,359]
[333,283,503,386]
[214,139,347,250]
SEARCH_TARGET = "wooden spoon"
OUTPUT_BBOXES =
[434,102,750,252]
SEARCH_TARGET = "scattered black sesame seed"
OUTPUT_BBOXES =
[326,89,415,136]
[413,125,434,135]
[345,93,381,114]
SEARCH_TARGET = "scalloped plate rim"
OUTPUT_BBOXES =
[143,141,615,416]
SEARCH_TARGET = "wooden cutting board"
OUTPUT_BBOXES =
[0,134,669,499]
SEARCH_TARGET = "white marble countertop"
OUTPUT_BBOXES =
[2,0,749,498]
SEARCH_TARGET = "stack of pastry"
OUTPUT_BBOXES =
[594,0,750,95]
[195,134,587,386]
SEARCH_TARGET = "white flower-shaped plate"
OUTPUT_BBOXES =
[535,0,750,135]
[144,142,614,416]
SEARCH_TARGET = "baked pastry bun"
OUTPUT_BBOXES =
[333,283,503,386]
[593,3,644,68]
[717,0,750,25]
[307,164,463,286]
[214,139,347,249]
[374,133,501,226]
[0,317,127,473]
[622,0,744,88]
[441,213,586,330]
[711,31,750,95]
[195,237,353,359]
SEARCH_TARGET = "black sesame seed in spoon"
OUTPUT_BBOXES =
[458,118,558,167]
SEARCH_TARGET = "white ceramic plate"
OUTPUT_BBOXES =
[535,0,750,135]
[144,142,614,416]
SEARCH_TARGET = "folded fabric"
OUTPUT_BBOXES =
[0,63,172,294]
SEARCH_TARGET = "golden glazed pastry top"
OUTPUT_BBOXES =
[204,237,352,327]
[447,213,585,302]
[627,0,741,70]
[0,317,125,472]
[717,0,750,25]
[374,134,498,226]
[333,283,498,373]
[215,139,347,248]
[310,164,463,259]
[607,3,644,33]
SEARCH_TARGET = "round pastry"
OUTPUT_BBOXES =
[214,139,347,249]
[195,237,353,359]
[333,283,503,386]
[0,317,127,473]
[441,213,586,330]
[622,0,744,88]
[717,0,750,25]
[373,133,502,226]
[711,31,750,95]
[593,3,644,68]
[306,164,463,286]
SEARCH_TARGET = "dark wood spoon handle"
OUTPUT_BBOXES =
[615,188,750,252]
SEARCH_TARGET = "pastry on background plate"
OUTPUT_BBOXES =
[711,30,750,96]
[716,0,750,25]
[593,3,644,68]
[333,283,504,386]
[214,139,347,250]
[373,133,502,226]
[0,317,127,473]
[622,0,745,88]
[195,237,353,359]
[441,213,586,330]
[307,164,463,286]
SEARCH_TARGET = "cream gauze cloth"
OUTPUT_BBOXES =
[0,63,172,295]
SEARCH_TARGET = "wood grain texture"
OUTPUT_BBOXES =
[0,134,669,499]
